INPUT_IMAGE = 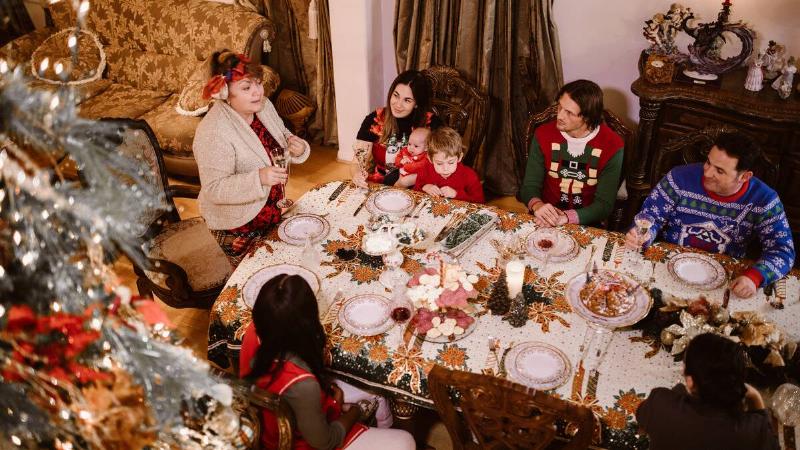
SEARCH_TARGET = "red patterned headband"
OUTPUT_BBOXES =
[202,54,252,100]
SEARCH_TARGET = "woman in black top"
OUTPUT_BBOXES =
[636,333,779,450]
[352,70,442,186]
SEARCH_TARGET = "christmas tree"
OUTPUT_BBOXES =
[488,269,511,315]
[0,7,246,447]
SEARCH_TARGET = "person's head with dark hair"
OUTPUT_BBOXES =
[380,70,433,144]
[703,131,760,196]
[249,274,331,391]
[202,49,265,120]
[555,79,604,136]
[683,333,747,413]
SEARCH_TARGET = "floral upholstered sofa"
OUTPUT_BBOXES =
[0,0,280,178]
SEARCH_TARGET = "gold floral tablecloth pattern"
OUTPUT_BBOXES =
[208,181,800,449]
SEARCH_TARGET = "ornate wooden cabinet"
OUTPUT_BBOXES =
[628,69,800,247]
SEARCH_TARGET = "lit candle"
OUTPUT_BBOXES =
[506,261,525,299]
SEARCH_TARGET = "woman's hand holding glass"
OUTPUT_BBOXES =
[259,165,288,187]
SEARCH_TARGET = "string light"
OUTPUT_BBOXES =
[0,59,8,74]
[38,57,49,74]
[67,34,77,50]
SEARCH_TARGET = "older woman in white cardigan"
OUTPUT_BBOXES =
[193,50,310,266]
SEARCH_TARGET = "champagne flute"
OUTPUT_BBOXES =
[627,212,654,272]
[270,146,293,208]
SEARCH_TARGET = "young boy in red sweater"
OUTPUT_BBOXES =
[412,127,484,203]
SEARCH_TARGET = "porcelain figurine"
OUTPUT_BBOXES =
[744,54,764,92]
[772,57,796,100]
[762,40,787,80]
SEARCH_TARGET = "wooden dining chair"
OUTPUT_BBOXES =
[522,104,633,231]
[428,365,594,450]
[93,118,233,308]
[208,366,295,449]
[247,386,295,450]
[422,65,490,169]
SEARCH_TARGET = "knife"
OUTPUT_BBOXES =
[328,181,347,202]
[353,195,369,216]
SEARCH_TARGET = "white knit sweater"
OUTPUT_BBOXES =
[193,99,310,230]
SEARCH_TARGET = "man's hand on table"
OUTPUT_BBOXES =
[731,275,757,299]
[422,184,443,197]
[624,227,652,250]
[531,202,566,227]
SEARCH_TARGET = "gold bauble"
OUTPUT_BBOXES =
[660,329,676,346]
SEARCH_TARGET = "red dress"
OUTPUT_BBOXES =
[239,324,368,450]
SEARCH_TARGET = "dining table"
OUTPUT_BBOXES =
[208,180,800,450]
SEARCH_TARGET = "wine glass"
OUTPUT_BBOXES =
[627,212,654,273]
[269,146,293,208]
[350,147,370,192]
[389,284,413,323]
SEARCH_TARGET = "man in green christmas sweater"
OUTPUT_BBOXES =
[520,79,624,227]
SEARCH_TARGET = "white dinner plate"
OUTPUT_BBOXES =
[565,270,652,329]
[278,214,330,246]
[526,228,578,263]
[242,264,320,308]
[506,342,571,390]
[338,294,393,336]
[366,189,415,216]
[667,253,726,290]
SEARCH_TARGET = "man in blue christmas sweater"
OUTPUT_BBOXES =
[625,131,795,299]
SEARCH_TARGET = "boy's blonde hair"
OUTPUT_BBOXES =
[426,126,464,159]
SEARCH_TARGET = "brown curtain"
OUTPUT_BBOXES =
[248,0,337,145]
[0,0,35,46]
[395,0,563,196]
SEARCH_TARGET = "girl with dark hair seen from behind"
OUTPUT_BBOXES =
[351,70,442,187]
[193,50,310,267]
[239,275,416,450]
[636,333,779,450]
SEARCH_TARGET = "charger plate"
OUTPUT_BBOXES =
[506,342,571,390]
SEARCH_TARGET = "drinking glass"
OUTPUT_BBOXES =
[270,147,293,208]
[389,284,413,323]
[626,212,654,273]
[772,383,800,426]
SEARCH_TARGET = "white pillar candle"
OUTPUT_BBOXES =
[506,261,525,299]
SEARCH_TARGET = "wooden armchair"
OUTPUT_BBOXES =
[428,365,594,450]
[422,66,490,168]
[98,118,232,309]
[522,104,634,230]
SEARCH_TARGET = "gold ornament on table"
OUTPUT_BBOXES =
[644,53,676,84]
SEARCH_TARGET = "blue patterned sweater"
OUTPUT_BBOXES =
[640,163,795,286]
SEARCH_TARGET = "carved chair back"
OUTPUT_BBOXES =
[428,365,594,450]
[524,104,634,165]
[652,125,779,189]
[247,386,295,450]
[422,66,490,168]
